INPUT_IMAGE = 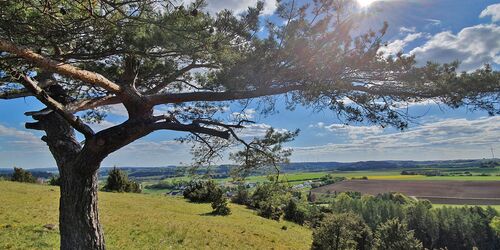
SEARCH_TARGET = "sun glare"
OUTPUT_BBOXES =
[357,0,378,7]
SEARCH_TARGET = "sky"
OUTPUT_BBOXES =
[1,0,499,168]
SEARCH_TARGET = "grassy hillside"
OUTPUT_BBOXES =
[0,181,311,250]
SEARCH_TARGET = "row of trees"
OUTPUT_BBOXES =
[314,192,500,250]
[226,180,500,249]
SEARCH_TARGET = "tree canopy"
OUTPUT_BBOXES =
[1,0,498,172]
[0,0,499,249]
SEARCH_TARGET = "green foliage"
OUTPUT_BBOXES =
[10,167,36,183]
[491,216,500,235]
[211,190,231,216]
[229,128,299,178]
[145,179,189,190]
[183,179,221,203]
[325,192,500,249]
[48,175,61,186]
[251,181,291,220]
[283,199,307,225]
[230,185,251,205]
[312,212,372,250]
[374,218,422,250]
[103,167,141,193]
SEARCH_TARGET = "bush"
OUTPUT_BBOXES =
[231,185,251,205]
[11,167,36,183]
[251,181,291,220]
[312,212,372,250]
[491,216,500,235]
[48,175,61,186]
[374,218,422,250]
[211,191,231,216]
[103,167,141,193]
[283,199,307,225]
[183,179,221,203]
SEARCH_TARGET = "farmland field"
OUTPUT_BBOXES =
[311,180,500,205]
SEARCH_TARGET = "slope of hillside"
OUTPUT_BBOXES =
[0,181,311,249]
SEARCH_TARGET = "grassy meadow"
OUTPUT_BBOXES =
[0,181,311,250]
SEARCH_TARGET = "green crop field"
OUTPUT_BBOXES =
[0,181,311,250]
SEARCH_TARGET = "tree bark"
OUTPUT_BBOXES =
[59,166,105,250]
[59,166,105,249]
[31,112,106,250]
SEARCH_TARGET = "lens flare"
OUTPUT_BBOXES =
[357,0,379,7]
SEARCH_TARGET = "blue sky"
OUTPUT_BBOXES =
[1,0,499,168]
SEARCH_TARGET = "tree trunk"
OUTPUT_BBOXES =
[59,165,105,250]
[30,112,106,250]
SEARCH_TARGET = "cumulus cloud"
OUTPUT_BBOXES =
[410,24,500,71]
[294,117,500,161]
[0,124,47,152]
[310,122,383,139]
[236,123,287,138]
[379,32,424,57]
[0,124,40,142]
[480,3,500,22]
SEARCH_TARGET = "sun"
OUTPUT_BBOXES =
[357,0,379,7]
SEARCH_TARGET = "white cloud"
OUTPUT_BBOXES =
[379,32,423,57]
[425,18,442,26]
[294,117,500,161]
[310,122,384,139]
[399,26,416,33]
[236,123,287,138]
[107,104,128,117]
[0,124,40,142]
[409,24,500,71]
[480,3,500,22]
[231,108,256,120]
[89,120,117,132]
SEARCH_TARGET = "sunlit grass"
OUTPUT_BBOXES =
[0,181,312,250]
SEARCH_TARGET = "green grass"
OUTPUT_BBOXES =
[0,181,311,250]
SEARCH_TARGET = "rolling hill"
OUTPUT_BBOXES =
[0,181,311,249]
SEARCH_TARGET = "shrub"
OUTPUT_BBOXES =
[491,216,500,235]
[231,185,251,205]
[374,218,422,250]
[211,191,231,216]
[11,167,36,183]
[283,199,307,225]
[48,175,61,186]
[183,179,221,203]
[103,167,141,193]
[312,212,373,250]
[251,181,291,220]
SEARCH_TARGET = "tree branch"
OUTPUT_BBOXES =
[145,62,217,95]
[19,74,95,138]
[151,121,230,139]
[0,77,56,100]
[147,84,305,105]
[0,39,122,93]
